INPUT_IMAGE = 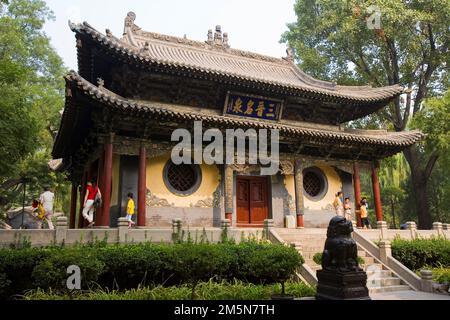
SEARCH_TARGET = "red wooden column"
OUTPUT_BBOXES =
[100,133,114,227]
[294,159,305,228]
[138,144,147,227]
[371,162,383,222]
[95,151,105,226]
[69,181,78,229]
[78,171,87,228]
[353,162,362,228]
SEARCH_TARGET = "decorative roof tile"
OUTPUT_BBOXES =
[69,12,404,103]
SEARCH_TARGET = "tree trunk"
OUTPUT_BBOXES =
[403,148,432,229]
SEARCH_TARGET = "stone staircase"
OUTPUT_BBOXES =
[273,228,412,295]
[358,245,411,294]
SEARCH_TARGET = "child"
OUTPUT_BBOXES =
[360,198,371,229]
[344,197,352,221]
[126,192,136,228]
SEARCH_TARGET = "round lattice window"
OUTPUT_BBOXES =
[303,167,328,200]
[163,161,202,196]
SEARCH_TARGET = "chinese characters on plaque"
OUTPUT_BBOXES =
[224,92,283,121]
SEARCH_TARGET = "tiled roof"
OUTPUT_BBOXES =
[64,71,423,149]
[69,12,404,103]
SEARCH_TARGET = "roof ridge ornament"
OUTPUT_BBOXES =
[206,25,230,49]
[285,46,295,63]
[140,41,150,54]
[206,29,213,45]
[123,11,140,47]
[214,25,223,45]
[97,78,105,88]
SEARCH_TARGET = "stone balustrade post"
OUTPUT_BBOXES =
[406,221,417,239]
[378,240,392,264]
[264,219,274,240]
[432,222,443,237]
[420,270,433,293]
[221,219,231,230]
[171,218,182,242]
[118,217,129,243]
[55,216,68,244]
[442,223,449,231]
[377,221,388,239]
[172,218,182,234]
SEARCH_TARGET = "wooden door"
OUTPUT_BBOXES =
[236,176,269,227]
[237,179,250,224]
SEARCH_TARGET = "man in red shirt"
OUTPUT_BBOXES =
[82,180,101,227]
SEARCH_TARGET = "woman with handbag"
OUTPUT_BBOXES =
[82,180,101,228]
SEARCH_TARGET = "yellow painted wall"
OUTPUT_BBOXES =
[146,154,221,207]
[111,154,120,206]
[284,165,342,211]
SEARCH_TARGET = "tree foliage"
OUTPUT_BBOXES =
[0,0,67,215]
[282,0,449,228]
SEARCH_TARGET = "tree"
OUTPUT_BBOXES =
[0,0,67,214]
[411,91,450,223]
[282,0,449,228]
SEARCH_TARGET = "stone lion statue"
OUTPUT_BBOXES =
[322,216,361,272]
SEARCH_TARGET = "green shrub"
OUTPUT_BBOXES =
[391,237,450,270]
[312,252,365,266]
[313,253,322,265]
[31,247,105,291]
[96,243,165,290]
[247,244,303,295]
[0,247,53,299]
[0,241,303,299]
[430,266,450,284]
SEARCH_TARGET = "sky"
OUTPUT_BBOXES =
[43,0,297,70]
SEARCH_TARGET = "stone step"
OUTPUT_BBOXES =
[368,285,411,294]
[296,247,325,251]
[365,270,393,277]
[361,256,375,264]
[366,277,402,287]
[365,263,384,272]
[275,228,327,234]
[288,241,325,246]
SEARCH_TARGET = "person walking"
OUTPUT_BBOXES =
[333,191,344,216]
[82,180,101,228]
[360,198,371,229]
[126,192,136,229]
[39,186,55,230]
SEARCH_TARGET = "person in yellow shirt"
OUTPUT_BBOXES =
[360,197,371,229]
[126,192,136,228]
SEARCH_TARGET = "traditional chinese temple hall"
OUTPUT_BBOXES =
[52,12,423,229]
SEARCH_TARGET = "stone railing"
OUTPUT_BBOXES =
[0,217,267,248]
[353,226,450,293]
[356,221,449,242]
[265,219,318,286]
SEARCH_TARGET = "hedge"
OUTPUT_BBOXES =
[0,241,303,299]
[391,237,450,270]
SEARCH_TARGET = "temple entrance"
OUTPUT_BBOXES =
[236,176,269,227]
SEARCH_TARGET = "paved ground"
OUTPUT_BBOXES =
[371,290,450,300]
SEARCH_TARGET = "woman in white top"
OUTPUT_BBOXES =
[333,191,344,216]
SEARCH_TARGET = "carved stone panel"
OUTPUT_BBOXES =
[224,165,233,213]
[146,189,173,207]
